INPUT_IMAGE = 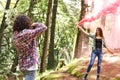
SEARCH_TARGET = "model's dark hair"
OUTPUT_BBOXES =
[95,27,104,38]
[13,14,32,32]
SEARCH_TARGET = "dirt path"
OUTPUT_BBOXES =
[80,53,120,80]
[42,53,120,80]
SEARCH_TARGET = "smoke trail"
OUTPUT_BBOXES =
[78,0,120,26]
[78,0,120,52]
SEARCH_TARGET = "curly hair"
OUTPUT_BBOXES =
[13,14,32,32]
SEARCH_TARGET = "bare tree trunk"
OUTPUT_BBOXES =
[48,0,58,69]
[101,15,106,28]
[28,0,37,20]
[74,0,87,58]
[82,29,89,52]
[40,0,53,73]
[74,30,83,58]
[10,50,18,72]
[82,0,92,53]
[13,0,19,8]
[0,0,11,54]
[10,0,20,73]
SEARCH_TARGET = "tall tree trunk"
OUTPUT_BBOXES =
[10,50,18,73]
[0,0,11,54]
[10,0,20,73]
[13,0,19,8]
[28,0,37,19]
[74,0,87,58]
[101,15,106,28]
[48,0,58,69]
[82,0,93,53]
[40,0,53,73]
[82,29,89,52]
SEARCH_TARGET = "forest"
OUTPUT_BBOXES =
[0,0,120,80]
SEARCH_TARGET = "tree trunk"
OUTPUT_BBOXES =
[10,51,18,73]
[74,0,87,58]
[28,0,37,20]
[82,0,92,54]
[82,29,89,52]
[101,15,106,28]
[13,0,19,8]
[48,0,58,69]
[40,0,53,73]
[0,0,11,54]
[10,0,20,73]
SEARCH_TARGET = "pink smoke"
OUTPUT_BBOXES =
[78,0,120,52]
[78,0,120,26]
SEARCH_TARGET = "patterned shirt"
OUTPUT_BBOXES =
[13,23,47,71]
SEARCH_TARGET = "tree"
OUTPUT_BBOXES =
[48,0,58,69]
[82,0,93,53]
[10,0,20,73]
[74,0,87,58]
[0,0,11,53]
[28,0,37,20]
[40,0,53,73]
[101,15,106,28]
[13,0,19,8]
[10,50,18,73]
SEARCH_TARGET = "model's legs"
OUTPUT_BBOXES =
[97,50,103,80]
[83,50,97,79]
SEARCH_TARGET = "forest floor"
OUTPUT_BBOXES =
[41,50,120,80]
[79,53,120,80]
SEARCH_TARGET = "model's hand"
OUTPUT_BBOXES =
[107,48,114,54]
[78,25,89,36]
[77,23,80,28]
[77,24,83,30]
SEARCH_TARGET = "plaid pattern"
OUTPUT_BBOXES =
[13,23,47,71]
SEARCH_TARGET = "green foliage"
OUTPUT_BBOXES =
[0,71,24,80]
[0,0,80,75]
[0,9,16,74]
[54,0,79,64]
[16,0,30,14]
[40,59,84,80]
[42,73,63,80]
[32,0,48,22]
